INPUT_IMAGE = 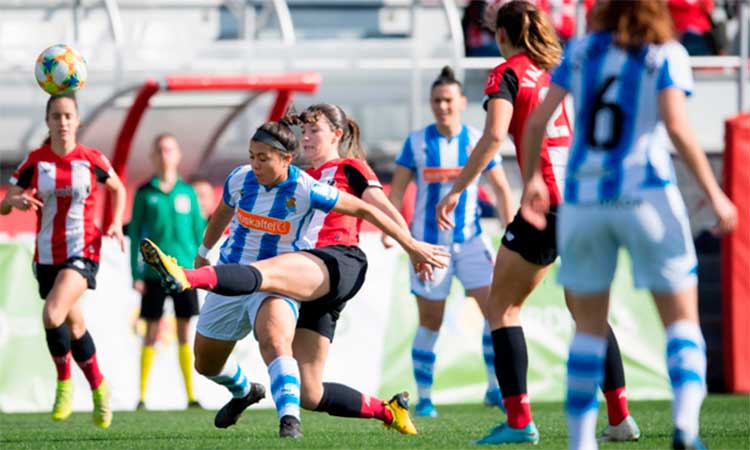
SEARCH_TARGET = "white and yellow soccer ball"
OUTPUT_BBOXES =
[34,44,87,96]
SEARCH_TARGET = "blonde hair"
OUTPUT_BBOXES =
[589,0,674,49]
[494,1,561,70]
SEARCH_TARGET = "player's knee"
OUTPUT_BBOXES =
[193,354,220,376]
[299,383,323,410]
[67,321,87,339]
[418,308,443,330]
[42,306,66,329]
[257,335,291,363]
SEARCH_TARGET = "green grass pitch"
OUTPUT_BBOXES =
[1,395,748,449]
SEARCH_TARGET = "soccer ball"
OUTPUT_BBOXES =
[34,44,87,96]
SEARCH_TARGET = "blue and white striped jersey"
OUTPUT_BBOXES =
[218,164,340,265]
[396,124,501,245]
[552,32,694,204]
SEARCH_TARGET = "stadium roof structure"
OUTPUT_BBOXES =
[75,72,320,228]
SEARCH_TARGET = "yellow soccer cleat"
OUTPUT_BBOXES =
[139,238,191,292]
[51,379,73,421]
[92,379,113,429]
[385,392,418,435]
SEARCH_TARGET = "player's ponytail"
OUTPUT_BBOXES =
[589,0,673,49]
[344,117,365,160]
[301,103,367,160]
[494,1,561,70]
[431,65,464,94]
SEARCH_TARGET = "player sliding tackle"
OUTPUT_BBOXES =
[140,114,448,438]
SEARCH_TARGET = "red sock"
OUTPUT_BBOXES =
[184,266,217,289]
[52,352,71,381]
[604,387,629,425]
[504,394,532,429]
[360,394,394,424]
[76,354,104,389]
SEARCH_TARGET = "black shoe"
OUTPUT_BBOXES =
[214,383,266,429]
[279,415,303,438]
[136,400,146,411]
[187,400,203,410]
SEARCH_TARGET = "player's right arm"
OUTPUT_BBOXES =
[437,98,512,230]
[194,200,234,268]
[0,185,42,215]
[1,156,43,215]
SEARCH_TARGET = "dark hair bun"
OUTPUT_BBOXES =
[439,66,456,81]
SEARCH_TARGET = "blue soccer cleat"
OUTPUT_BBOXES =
[483,387,506,413]
[415,398,438,418]
[474,421,540,445]
[672,428,706,450]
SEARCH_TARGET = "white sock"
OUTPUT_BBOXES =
[566,332,607,450]
[412,325,439,401]
[268,356,301,421]
[666,321,707,441]
[206,359,251,398]
[483,321,500,391]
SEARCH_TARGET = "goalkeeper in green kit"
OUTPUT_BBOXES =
[128,133,206,410]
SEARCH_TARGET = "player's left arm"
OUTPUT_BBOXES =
[483,164,515,226]
[330,191,448,272]
[519,83,566,230]
[346,165,411,234]
[103,173,126,252]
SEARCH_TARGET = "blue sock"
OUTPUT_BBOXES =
[483,321,499,391]
[566,332,607,450]
[268,356,301,421]
[207,360,251,399]
[412,325,438,401]
[666,321,707,441]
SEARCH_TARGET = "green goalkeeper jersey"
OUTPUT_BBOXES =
[129,177,206,281]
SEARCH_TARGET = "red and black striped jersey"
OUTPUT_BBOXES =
[483,52,572,205]
[10,144,113,264]
[305,158,382,247]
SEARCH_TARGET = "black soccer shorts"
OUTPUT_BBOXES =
[140,279,200,320]
[501,205,559,266]
[296,245,368,341]
[34,257,99,300]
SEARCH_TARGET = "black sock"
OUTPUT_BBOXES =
[71,330,96,362]
[213,264,263,296]
[602,325,626,392]
[491,326,528,397]
[45,323,71,357]
[314,382,363,418]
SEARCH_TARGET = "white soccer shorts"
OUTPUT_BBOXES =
[410,234,495,301]
[557,185,698,294]
[197,291,300,341]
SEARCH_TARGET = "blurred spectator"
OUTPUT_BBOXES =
[537,0,578,43]
[462,0,501,56]
[668,0,727,55]
[463,0,595,55]
[189,176,217,219]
